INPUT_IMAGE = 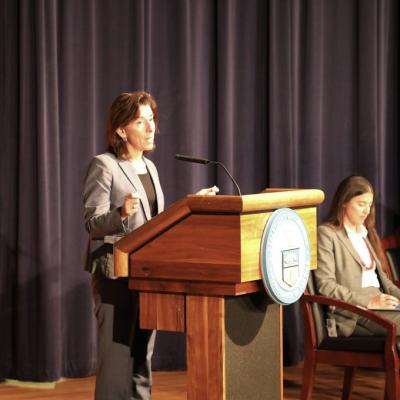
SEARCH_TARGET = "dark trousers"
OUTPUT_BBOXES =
[92,272,156,400]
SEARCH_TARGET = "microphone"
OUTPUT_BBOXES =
[175,154,210,164]
[175,154,242,196]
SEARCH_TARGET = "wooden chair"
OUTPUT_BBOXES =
[381,235,400,287]
[300,273,400,400]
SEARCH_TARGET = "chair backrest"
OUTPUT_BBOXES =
[386,248,400,283]
[381,235,400,284]
[303,271,328,347]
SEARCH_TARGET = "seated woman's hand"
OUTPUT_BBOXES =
[368,293,400,310]
[195,186,219,196]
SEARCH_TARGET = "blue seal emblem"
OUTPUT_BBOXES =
[260,208,310,305]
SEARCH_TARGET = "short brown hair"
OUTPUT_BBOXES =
[106,91,159,158]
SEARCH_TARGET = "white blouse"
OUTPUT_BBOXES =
[344,224,380,288]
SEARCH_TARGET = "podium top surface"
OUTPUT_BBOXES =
[183,188,324,213]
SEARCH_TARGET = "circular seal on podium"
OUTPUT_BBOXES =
[260,208,310,305]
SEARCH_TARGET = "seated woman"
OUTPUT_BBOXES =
[314,175,400,337]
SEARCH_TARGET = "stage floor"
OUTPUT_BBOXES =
[0,363,386,399]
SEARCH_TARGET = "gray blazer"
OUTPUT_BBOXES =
[314,224,400,336]
[83,152,164,278]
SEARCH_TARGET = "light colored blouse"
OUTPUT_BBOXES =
[344,224,380,288]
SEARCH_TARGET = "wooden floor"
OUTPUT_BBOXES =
[0,363,387,399]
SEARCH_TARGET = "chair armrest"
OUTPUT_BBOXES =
[381,235,400,251]
[302,294,396,334]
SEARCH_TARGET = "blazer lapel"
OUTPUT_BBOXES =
[336,228,364,268]
[363,238,390,290]
[117,159,152,220]
[144,157,164,213]
[364,238,379,263]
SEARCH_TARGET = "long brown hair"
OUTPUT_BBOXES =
[106,91,159,159]
[325,175,383,262]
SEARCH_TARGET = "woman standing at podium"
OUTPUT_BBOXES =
[83,91,218,400]
[315,175,400,337]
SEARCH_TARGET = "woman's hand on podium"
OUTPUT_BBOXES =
[195,186,219,196]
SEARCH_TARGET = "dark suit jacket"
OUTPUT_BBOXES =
[314,224,400,336]
[83,152,164,278]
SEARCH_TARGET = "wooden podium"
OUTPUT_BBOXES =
[114,189,324,400]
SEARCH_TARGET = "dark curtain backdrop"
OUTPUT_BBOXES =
[1,0,399,381]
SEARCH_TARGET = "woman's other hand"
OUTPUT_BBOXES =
[196,186,219,196]
[120,193,140,219]
[368,293,400,310]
